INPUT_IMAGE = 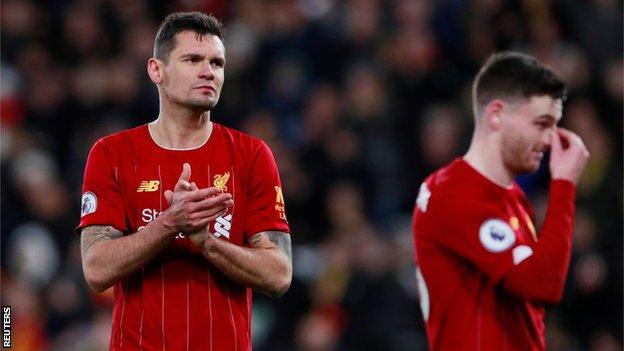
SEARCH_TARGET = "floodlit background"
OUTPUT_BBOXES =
[1,0,622,350]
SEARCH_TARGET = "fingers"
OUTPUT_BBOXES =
[556,128,589,154]
[549,127,590,184]
[181,163,191,181]
[555,127,574,138]
[164,190,173,205]
[551,129,562,154]
[189,206,229,222]
[165,185,230,210]
[175,180,192,192]
[174,163,192,192]
[556,128,573,149]
[186,187,227,201]
[188,193,233,212]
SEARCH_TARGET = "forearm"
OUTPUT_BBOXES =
[202,237,292,297]
[82,220,175,292]
[502,180,576,303]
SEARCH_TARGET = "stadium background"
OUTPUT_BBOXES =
[1,0,622,350]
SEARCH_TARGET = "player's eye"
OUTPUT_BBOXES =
[535,122,550,130]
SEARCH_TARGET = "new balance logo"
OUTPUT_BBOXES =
[137,180,160,192]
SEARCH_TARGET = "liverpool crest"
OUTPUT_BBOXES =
[213,172,230,192]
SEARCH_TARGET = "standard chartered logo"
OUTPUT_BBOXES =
[214,214,232,239]
[138,208,233,240]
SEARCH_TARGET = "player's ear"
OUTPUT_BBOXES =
[484,100,504,131]
[147,58,164,84]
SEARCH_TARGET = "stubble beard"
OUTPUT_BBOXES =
[183,96,219,111]
[502,135,540,176]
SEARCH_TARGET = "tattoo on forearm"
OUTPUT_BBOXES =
[268,231,292,261]
[247,231,292,261]
[81,225,123,257]
[266,231,291,259]
[248,232,263,245]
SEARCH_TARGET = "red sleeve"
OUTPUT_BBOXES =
[77,139,128,233]
[243,141,290,240]
[501,180,575,304]
[417,182,517,284]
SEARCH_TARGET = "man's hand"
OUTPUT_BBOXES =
[549,128,590,185]
[159,163,233,235]
[183,181,226,248]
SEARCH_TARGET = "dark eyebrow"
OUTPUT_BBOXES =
[211,57,226,65]
[535,114,557,122]
[179,53,204,60]
[179,53,225,65]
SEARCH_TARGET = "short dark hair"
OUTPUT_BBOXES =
[472,52,567,116]
[154,12,225,62]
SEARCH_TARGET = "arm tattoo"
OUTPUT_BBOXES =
[248,231,292,262]
[81,225,123,257]
[267,231,292,261]
[248,232,264,245]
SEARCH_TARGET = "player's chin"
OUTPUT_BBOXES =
[512,157,540,175]
[518,150,541,172]
[523,159,541,174]
[186,98,218,111]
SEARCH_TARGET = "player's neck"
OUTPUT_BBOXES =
[464,140,514,189]
[150,110,213,150]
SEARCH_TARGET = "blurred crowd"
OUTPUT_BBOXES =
[1,0,622,350]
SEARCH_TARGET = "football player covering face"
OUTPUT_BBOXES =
[498,96,562,175]
[412,52,589,351]
[467,96,585,188]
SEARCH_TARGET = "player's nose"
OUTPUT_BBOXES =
[541,130,553,150]
[198,63,215,80]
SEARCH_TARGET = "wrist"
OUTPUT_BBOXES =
[550,179,576,195]
[153,211,178,236]
[551,174,577,185]
[202,232,219,257]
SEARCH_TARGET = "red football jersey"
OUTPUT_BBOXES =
[78,123,290,351]
[412,158,570,351]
